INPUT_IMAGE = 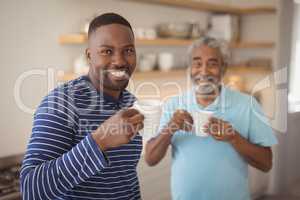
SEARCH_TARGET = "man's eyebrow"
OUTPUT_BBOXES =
[123,44,135,48]
[97,45,113,48]
[192,56,201,60]
[207,58,219,62]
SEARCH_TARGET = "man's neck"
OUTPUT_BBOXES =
[102,88,121,100]
[196,95,217,107]
[88,72,121,100]
[195,86,221,108]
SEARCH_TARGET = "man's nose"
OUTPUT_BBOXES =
[200,64,209,75]
[111,52,126,66]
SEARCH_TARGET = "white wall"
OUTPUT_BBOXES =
[289,2,300,112]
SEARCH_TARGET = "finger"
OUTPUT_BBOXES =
[203,125,210,134]
[183,120,193,131]
[129,123,144,139]
[212,135,223,141]
[134,122,144,132]
[173,116,184,125]
[184,112,194,125]
[174,109,189,118]
[209,122,220,134]
[174,110,193,126]
[127,113,145,124]
[177,109,186,114]
[129,126,141,140]
[127,119,144,131]
[122,108,140,118]
[224,126,235,136]
[210,131,224,140]
[208,117,220,124]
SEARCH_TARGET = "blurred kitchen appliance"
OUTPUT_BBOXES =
[0,154,23,200]
[156,22,193,39]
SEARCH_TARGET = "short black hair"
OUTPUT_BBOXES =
[88,13,134,38]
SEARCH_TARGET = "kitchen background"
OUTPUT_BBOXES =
[0,0,299,199]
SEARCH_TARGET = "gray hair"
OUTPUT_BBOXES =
[187,36,231,68]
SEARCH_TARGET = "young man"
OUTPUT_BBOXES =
[21,13,144,200]
[145,37,278,200]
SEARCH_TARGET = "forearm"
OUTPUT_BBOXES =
[230,132,273,172]
[145,129,173,166]
[20,134,109,199]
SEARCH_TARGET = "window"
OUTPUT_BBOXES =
[288,3,300,112]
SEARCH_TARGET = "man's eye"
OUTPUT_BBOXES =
[192,62,202,67]
[125,48,135,55]
[101,49,112,55]
[208,62,219,67]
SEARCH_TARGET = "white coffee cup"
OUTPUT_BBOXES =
[192,110,214,137]
[132,99,162,140]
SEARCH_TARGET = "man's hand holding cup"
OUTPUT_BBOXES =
[92,108,144,151]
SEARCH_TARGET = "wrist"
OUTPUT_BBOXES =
[167,120,179,134]
[92,131,108,151]
[159,128,173,145]
[229,131,240,146]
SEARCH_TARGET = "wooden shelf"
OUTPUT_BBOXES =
[138,39,275,48]
[58,34,275,49]
[230,42,275,49]
[59,34,87,44]
[126,0,276,14]
[57,67,272,82]
[137,38,192,46]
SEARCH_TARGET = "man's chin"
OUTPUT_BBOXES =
[108,80,129,91]
[195,85,215,93]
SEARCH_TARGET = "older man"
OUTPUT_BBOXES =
[145,37,278,200]
[20,13,144,200]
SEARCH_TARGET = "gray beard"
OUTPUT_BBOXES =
[197,84,214,94]
[193,82,219,96]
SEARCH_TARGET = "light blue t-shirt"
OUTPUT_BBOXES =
[157,87,278,200]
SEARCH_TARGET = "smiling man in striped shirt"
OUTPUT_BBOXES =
[20,13,145,200]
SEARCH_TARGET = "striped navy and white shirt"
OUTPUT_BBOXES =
[20,76,143,200]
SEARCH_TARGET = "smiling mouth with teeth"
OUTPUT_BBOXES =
[107,70,129,80]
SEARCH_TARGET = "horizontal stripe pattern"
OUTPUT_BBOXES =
[20,76,142,200]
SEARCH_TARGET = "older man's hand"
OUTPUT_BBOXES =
[167,109,193,133]
[203,117,237,142]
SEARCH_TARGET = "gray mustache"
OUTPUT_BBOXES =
[192,75,218,83]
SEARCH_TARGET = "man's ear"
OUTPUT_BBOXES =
[220,57,228,76]
[85,48,91,64]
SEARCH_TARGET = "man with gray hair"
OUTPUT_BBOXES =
[145,37,278,200]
